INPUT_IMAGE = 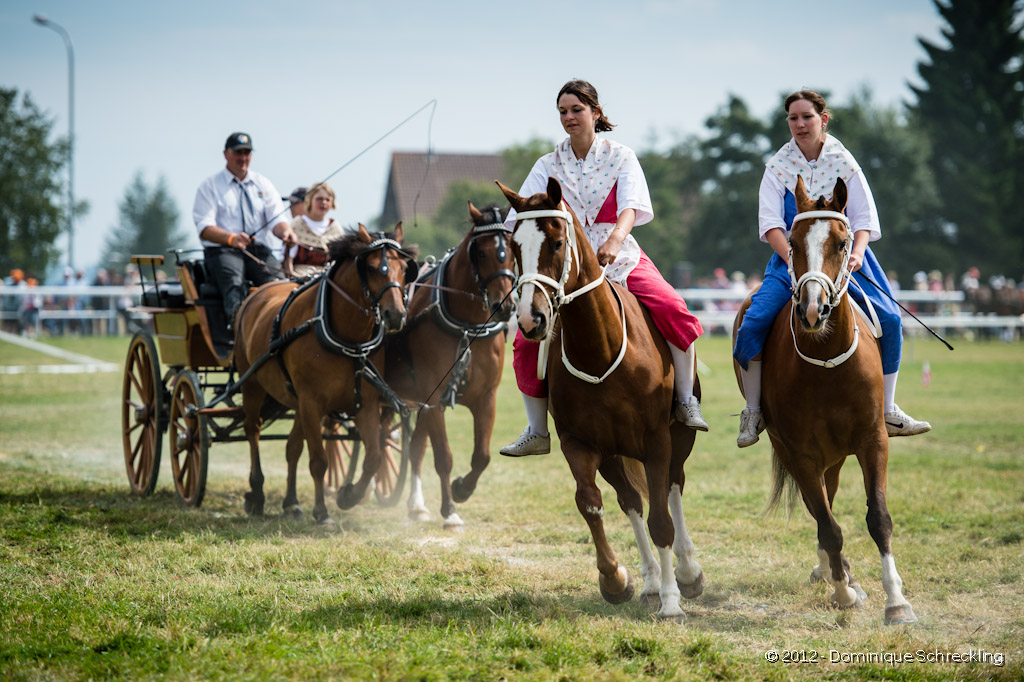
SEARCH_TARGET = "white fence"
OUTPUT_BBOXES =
[1,285,1022,338]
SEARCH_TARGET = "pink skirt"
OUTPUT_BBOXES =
[513,251,703,398]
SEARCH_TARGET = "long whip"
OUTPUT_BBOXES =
[858,272,955,351]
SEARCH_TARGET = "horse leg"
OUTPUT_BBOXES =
[859,448,918,625]
[670,423,704,599]
[337,407,382,510]
[797,469,859,609]
[562,437,634,606]
[809,462,867,602]
[422,410,463,530]
[451,392,495,504]
[643,445,685,622]
[281,421,304,519]
[241,385,266,516]
[599,457,660,606]
[406,416,431,522]
[297,405,332,525]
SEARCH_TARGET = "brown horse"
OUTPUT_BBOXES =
[234,224,416,525]
[732,176,917,625]
[499,177,704,622]
[385,203,516,529]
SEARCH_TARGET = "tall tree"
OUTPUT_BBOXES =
[103,172,187,274]
[686,95,774,278]
[0,88,67,276]
[909,0,1024,277]
[830,88,948,283]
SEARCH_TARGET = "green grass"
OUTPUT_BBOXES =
[1,332,1022,681]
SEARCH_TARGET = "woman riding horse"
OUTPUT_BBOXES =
[499,79,707,458]
[500,176,705,621]
[732,176,917,625]
[733,89,930,448]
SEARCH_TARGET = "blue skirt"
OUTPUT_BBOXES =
[733,246,903,374]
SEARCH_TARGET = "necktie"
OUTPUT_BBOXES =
[236,179,256,236]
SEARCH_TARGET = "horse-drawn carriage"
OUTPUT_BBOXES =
[120,247,408,510]
[120,207,515,527]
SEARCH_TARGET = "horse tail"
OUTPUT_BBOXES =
[622,456,649,501]
[764,447,798,517]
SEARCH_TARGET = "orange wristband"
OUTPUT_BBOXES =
[228,233,238,248]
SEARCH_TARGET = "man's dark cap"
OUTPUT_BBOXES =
[287,187,308,205]
[225,132,253,151]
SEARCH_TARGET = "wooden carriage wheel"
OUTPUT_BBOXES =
[323,419,357,494]
[121,331,164,496]
[168,370,209,508]
[372,414,409,506]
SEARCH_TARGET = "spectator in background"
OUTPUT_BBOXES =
[21,275,40,336]
[3,268,25,333]
[285,187,307,219]
[960,266,980,292]
[886,270,901,293]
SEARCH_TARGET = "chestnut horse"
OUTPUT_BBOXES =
[385,203,516,529]
[732,176,917,625]
[499,177,705,622]
[234,224,416,525]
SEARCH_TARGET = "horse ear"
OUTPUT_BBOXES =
[468,201,482,222]
[794,175,812,210]
[831,178,848,212]
[393,221,404,243]
[496,180,526,211]
[357,223,371,243]
[546,176,563,207]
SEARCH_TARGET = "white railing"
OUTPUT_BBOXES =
[1,285,1020,336]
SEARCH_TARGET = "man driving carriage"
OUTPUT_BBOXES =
[192,132,297,330]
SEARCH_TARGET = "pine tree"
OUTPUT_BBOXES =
[909,0,1024,278]
[103,173,188,274]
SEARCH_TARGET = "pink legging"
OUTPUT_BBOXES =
[513,251,703,398]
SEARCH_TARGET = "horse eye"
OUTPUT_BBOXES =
[554,240,564,251]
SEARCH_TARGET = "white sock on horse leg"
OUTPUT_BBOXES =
[522,394,549,437]
[669,342,696,404]
[883,371,898,414]
[742,361,762,411]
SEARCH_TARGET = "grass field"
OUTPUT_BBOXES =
[1,331,1022,681]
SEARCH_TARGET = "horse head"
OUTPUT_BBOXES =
[330,223,418,333]
[789,176,852,332]
[497,176,578,341]
[466,202,516,320]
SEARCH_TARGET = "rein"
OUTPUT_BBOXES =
[514,206,628,384]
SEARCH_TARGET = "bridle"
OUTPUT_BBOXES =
[354,235,416,312]
[466,207,517,311]
[786,210,859,368]
[513,206,627,384]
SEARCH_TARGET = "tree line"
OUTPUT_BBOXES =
[2,0,1020,287]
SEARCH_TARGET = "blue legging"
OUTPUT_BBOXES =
[733,246,902,374]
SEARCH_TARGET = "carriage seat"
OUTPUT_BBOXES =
[181,259,233,353]
[140,281,186,308]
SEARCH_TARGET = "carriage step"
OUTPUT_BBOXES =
[197,406,244,417]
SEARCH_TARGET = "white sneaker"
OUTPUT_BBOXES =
[673,397,709,431]
[885,405,931,437]
[499,427,551,457]
[737,408,765,448]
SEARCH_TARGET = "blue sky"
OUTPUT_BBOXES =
[2,0,943,270]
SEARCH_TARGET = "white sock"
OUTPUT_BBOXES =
[742,361,762,412]
[522,394,549,437]
[883,371,898,414]
[669,342,697,405]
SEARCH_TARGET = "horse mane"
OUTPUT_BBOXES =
[326,229,419,264]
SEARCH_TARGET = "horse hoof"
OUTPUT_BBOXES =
[443,513,465,531]
[658,611,686,624]
[409,507,431,522]
[243,492,264,516]
[451,476,475,504]
[316,515,336,527]
[336,485,360,510]
[830,587,862,609]
[599,570,635,605]
[678,571,706,600]
[283,504,303,520]
[849,579,868,603]
[884,604,918,625]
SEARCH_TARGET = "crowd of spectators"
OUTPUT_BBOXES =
[2,264,144,337]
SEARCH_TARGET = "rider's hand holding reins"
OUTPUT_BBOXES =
[848,230,870,272]
[597,208,635,267]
